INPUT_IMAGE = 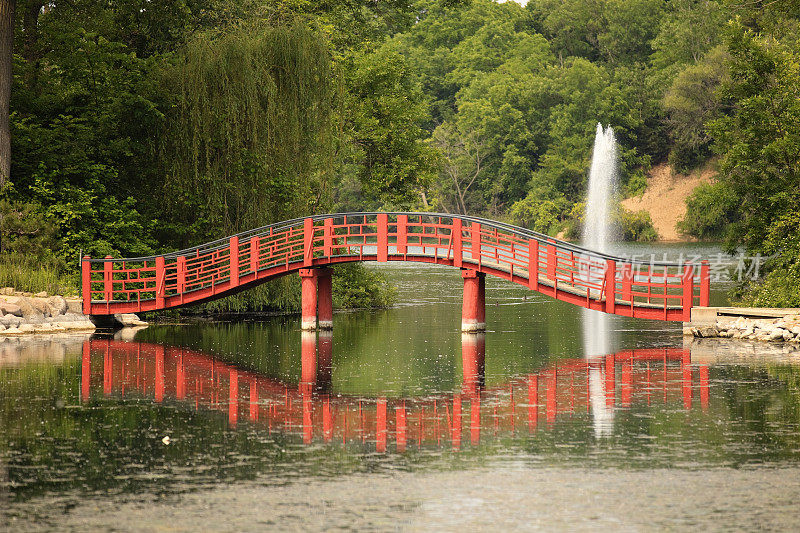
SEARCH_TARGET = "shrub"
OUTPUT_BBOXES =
[0,200,58,256]
[509,188,570,236]
[616,208,658,242]
[677,181,738,240]
[0,201,76,295]
[736,268,800,308]
[332,263,396,309]
[623,171,648,198]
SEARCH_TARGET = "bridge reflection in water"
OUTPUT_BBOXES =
[81,337,710,452]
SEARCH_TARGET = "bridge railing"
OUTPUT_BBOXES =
[82,212,710,320]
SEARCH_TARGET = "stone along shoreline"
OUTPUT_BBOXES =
[0,289,95,335]
[686,313,800,345]
[0,288,148,336]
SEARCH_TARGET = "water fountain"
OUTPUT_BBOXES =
[582,123,618,436]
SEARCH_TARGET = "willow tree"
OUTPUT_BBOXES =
[160,22,338,244]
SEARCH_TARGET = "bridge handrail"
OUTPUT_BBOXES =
[82,211,712,320]
[83,212,701,267]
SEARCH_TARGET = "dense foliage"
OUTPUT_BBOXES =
[2,0,800,307]
[708,13,800,306]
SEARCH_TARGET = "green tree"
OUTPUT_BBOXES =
[158,23,337,243]
[663,45,730,170]
[337,45,437,209]
[650,0,725,71]
[598,0,664,65]
[430,121,488,214]
[709,21,800,304]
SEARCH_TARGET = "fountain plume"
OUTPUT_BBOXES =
[582,123,618,437]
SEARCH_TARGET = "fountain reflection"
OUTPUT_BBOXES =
[80,335,710,453]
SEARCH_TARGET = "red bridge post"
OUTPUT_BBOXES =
[622,263,633,303]
[605,259,616,314]
[317,268,333,330]
[300,268,318,330]
[528,239,539,290]
[304,217,314,267]
[250,236,260,275]
[682,264,694,321]
[397,214,408,255]
[461,269,486,332]
[177,256,186,304]
[82,256,91,315]
[229,236,239,287]
[452,218,462,268]
[155,256,165,309]
[700,259,710,307]
[323,219,333,258]
[103,256,113,303]
[546,240,556,280]
[377,213,388,262]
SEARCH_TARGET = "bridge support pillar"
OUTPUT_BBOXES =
[317,268,333,330]
[461,269,486,332]
[300,269,318,330]
[300,267,334,330]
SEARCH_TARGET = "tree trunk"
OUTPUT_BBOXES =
[0,0,15,190]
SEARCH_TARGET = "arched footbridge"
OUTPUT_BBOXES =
[81,212,710,323]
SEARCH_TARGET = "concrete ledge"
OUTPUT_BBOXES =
[688,307,800,327]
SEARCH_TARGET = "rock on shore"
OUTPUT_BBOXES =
[684,314,800,344]
[0,288,147,336]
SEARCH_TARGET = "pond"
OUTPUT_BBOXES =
[2,244,800,530]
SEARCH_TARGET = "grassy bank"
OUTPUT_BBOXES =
[0,252,78,297]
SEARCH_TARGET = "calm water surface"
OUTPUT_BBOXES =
[3,245,800,531]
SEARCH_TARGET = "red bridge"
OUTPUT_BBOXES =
[81,212,711,324]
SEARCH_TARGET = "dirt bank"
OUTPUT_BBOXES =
[622,163,715,241]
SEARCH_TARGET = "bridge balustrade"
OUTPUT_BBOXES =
[82,212,710,321]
